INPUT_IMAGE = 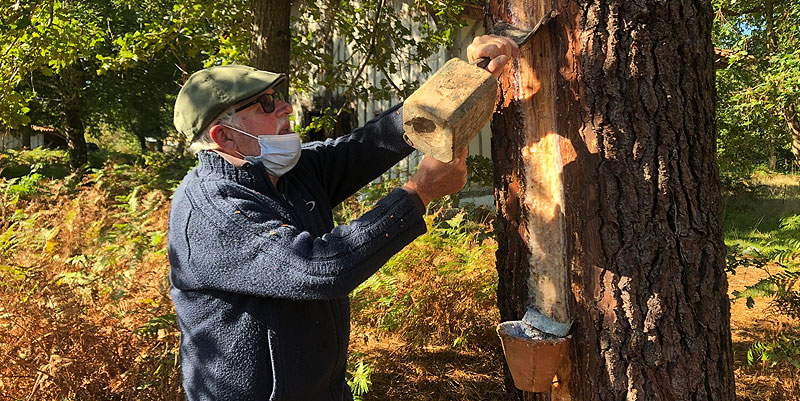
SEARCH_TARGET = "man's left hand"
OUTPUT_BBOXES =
[467,35,519,78]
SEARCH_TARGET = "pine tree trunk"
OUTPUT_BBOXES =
[489,0,735,399]
[57,67,87,170]
[249,0,291,97]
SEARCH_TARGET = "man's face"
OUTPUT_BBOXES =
[229,89,293,157]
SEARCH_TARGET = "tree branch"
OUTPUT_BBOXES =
[714,47,759,70]
[378,63,403,98]
[341,0,386,100]
[717,6,763,18]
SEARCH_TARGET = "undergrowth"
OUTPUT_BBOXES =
[335,175,499,399]
[350,210,498,350]
[0,151,193,400]
[0,149,500,400]
[5,149,798,398]
[725,173,800,371]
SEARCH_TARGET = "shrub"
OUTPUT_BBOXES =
[350,209,498,350]
[730,213,800,369]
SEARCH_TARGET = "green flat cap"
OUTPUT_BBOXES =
[174,65,286,139]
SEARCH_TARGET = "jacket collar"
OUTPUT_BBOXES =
[195,150,273,194]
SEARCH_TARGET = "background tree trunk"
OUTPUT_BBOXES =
[765,0,800,170]
[249,0,291,98]
[488,0,735,399]
[784,105,800,169]
[21,125,32,149]
[57,66,87,170]
[135,132,147,153]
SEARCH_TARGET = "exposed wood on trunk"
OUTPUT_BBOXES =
[249,0,291,97]
[489,0,735,399]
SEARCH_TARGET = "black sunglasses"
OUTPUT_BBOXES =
[235,93,281,114]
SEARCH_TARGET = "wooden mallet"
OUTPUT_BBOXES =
[402,11,557,162]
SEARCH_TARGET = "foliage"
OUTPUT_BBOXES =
[713,0,800,173]
[747,336,800,369]
[347,358,373,401]
[728,212,800,369]
[290,0,467,134]
[2,0,470,162]
[0,0,245,166]
[466,154,494,187]
[349,206,498,348]
[0,148,501,398]
[292,0,464,97]
[0,148,70,178]
[0,0,106,128]
[0,149,193,399]
[0,164,48,201]
[93,0,249,73]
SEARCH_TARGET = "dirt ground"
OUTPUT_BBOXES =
[729,265,800,400]
[351,265,800,400]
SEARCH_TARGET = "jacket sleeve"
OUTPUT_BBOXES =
[168,181,427,300]
[299,104,416,207]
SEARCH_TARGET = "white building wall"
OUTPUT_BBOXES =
[0,133,45,150]
[0,132,22,150]
[30,134,44,148]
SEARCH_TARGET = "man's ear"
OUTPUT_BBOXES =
[209,124,235,152]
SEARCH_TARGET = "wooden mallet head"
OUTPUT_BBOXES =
[401,11,557,162]
[402,57,497,162]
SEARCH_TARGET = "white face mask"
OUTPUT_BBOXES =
[223,125,301,177]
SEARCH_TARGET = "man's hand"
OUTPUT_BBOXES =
[467,35,519,78]
[403,149,468,207]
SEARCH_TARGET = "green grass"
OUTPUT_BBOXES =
[0,148,71,178]
[723,173,800,252]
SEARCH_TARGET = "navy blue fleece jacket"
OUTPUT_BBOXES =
[167,104,427,400]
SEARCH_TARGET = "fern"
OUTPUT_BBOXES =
[347,359,373,400]
[729,214,800,369]
[135,313,178,340]
[747,337,800,369]
[733,269,800,307]
[0,223,18,257]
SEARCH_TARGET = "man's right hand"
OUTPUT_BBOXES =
[402,148,468,207]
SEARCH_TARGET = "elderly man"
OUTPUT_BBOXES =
[167,35,517,400]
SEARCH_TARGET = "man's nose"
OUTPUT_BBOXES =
[276,99,293,116]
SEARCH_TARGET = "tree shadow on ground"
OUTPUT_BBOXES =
[353,336,508,401]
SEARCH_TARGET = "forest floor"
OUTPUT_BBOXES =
[348,262,800,400]
[729,265,800,400]
[348,265,800,401]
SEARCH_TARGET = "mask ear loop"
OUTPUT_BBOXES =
[221,124,258,160]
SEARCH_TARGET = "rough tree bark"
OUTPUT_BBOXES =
[785,105,800,169]
[249,0,291,98]
[56,66,87,170]
[489,0,735,399]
